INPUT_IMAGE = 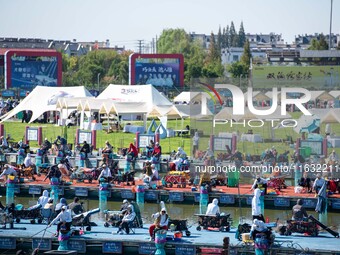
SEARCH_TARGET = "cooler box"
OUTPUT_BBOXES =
[242,233,253,243]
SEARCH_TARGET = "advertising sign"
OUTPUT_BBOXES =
[129,53,184,87]
[253,65,340,89]
[4,50,62,90]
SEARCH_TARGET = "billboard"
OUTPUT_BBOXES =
[129,53,184,87]
[4,50,62,90]
[253,65,340,89]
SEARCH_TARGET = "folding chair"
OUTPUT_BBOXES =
[121,218,136,234]
[40,208,53,224]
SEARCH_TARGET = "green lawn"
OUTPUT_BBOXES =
[2,115,340,157]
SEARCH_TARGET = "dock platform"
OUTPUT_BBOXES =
[0,220,339,254]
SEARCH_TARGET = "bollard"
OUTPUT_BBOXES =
[17,148,25,165]
[152,156,161,171]
[199,186,208,214]
[260,193,265,214]
[56,151,64,165]
[50,177,59,206]
[254,232,269,255]
[124,155,132,174]
[99,182,109,212]
[35,154,42,174]
[294,163,303,187]
[78,152,85,167]
[154,229,167,255]
[57,229,71,251]
[136,185,145,204]
[6,176,16,205]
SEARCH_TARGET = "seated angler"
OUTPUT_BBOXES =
[98,164,112,183]
[206,198,220,215]
[298,172,312,193]
[148,208,169,241]
[68,197,84,215]
[292,199,308,221]
[116,205,136,235]
[48,206,72,237]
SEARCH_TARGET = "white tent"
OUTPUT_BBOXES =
[320,108,340,123]
[97,84,172,111]
[173,92,211,104]
[0,86,93,123]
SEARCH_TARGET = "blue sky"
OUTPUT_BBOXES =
[1,0,339,51]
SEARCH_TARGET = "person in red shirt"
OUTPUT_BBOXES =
[127,143,138,159]
[152,142,162,159]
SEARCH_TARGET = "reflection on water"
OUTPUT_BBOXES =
[2,197,339,229]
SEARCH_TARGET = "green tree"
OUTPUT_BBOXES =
[229,22,238,47]
[157,28,191,54]
[240,40,252,70]
[224,25,230,48]
[158,28,207,83]
[202,32,224,78]
[227,62,248,78]
[206,32,220,63]
[308,34,329,50]
[228,40,251,78]
[217,26,223,52]
[238,21,246,47]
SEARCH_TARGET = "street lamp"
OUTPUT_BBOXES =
[97,73,101,93]
[329,0,333,49]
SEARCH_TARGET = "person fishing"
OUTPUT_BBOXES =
[292,199,308,221]
[148,208,169,241]
[68,197,84,215]
[251,175,268,195]
[252,188,265,222]
[48,205,72,237]
[37,190,49,208]
[206,198,220,215]
[116,205,136,235]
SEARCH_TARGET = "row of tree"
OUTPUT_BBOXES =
[58,27,340,89]
[60,22,247,88]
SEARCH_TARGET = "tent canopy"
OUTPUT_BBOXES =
[1,86,93,123]
[309,91,334,101]
[97,84,171,111]
[320,108,340,123]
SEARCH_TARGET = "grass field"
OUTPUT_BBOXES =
[2,112,340,157]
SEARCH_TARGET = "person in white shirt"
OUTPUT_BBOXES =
[148,208,169,240]
[24,154,34,168]
[116,205,136,234]
[251,175,268,195]
[48,206,72,236]
[252,188,265,221]
[0,136,8,149]
[206,198,220,215]
[0,164,17,181]
[98,164,112,182]
[151,164,159,180]
[37,190,49,208]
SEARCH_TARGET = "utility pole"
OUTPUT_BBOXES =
[137,40,144,53]
[329,0,333,49]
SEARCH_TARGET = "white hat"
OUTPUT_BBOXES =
[161,208,166,212]
[123,199,128,203]
[62,205,67,210]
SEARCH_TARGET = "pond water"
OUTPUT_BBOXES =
[2,196,339,229]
